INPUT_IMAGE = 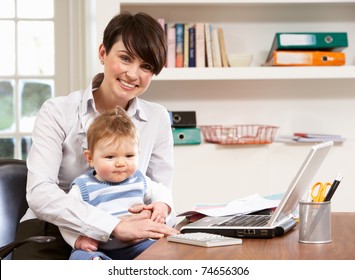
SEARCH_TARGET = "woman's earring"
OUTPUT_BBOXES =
[100,60,104,65]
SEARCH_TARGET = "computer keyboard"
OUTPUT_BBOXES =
[219,214,271,227]
[167,232,242,247]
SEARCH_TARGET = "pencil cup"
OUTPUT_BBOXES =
[298,200,331,244]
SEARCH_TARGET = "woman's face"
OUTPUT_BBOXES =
[98,40,154,108]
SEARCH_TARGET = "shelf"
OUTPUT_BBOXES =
[154,66,355,81]
[122,0,355,81]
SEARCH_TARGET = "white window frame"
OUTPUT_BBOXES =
[0,0,89,159]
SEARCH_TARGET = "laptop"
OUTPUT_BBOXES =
[181,141,333,238]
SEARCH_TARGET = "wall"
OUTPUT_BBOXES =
[145,79,355,214]
[91,0,355,214]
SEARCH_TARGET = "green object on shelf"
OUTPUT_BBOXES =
[172,128,201,145]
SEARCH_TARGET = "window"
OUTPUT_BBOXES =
[0,0,82,159]
[0,0,54,159]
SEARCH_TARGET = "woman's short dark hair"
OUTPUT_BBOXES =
[103,12,167,75]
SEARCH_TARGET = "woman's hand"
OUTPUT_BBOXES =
[112,218,179,242]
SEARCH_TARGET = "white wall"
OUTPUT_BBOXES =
[144,79,355,213]
[91,1,355,214]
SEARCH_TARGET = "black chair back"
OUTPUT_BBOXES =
[0,159,28,259]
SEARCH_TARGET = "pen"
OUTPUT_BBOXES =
[324,174,343,202]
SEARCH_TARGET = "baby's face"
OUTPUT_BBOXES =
[91,137,139,183]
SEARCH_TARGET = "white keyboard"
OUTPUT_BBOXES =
[167,232,242,247]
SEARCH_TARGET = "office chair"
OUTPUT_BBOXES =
[0,159,55,260]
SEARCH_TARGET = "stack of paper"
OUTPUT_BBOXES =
[178,194,280,218]
[276,133,345,143]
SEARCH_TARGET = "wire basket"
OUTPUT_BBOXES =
[200,125,279,145]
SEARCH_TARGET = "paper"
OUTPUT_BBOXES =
[275,134,345,143]
[178,194,280,217]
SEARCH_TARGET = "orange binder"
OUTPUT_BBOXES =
[264,51,345,66]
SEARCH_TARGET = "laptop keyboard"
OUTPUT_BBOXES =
[218,215,271,227]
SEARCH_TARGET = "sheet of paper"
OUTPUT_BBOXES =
[275,135,345,143]
[178,194,280,217]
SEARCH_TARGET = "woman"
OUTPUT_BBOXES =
[13,12,177,260]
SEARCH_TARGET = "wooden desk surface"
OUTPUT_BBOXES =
[136,213,355,260]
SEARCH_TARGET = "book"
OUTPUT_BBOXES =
[264,50,345,66]
[157,18,165,31]
[175,23,184,68]
[195,22,206,67]
[156,19,167,67]
[166,24,176,68]
[218,27,229,67]
[211,27,222,67]
[266,32,348,62]
[188,26,196,67]
[183,23,190,67]
[204,23,213,67]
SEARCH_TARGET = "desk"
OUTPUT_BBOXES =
[136,213,355,260]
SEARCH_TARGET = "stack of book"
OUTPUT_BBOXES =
[263,32,348,66]
[157,19,229,68]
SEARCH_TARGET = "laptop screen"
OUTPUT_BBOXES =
[270,141,333,225]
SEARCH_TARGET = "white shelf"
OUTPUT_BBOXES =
[155,66,355,81]
[122,0,355,82]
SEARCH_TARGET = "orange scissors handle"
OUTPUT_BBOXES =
[311,182,331,202]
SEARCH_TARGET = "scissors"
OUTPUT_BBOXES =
[311,181,332,202]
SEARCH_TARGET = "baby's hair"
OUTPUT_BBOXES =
[87,106,138,152]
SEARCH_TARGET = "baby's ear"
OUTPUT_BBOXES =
[83,150,93,166]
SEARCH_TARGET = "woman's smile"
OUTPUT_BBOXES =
[118,78,137,89]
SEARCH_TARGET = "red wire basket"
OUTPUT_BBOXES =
[200,125,279,145]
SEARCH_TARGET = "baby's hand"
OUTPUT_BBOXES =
[144,202,170,224]
[75,235,99,252]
